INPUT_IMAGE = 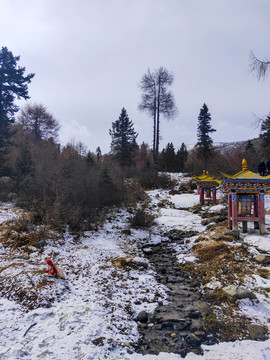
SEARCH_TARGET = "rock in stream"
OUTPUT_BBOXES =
[135,234,210,357]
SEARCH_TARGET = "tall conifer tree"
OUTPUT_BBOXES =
[175,142,188,171]
[196,103,216,162]
[0,47,34,173]
[109,108,138,167]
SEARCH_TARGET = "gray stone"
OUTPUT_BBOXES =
[194,330,207,341]
[247,324,268,340]
[190,319,202,331]
[254,254,270,265]
[36,240,47,249]
[156,311,181,323]
[188,310,201,319]
[137,311,148,323]
[222,285,257,301]
[92,337,106,346]
[174,319,191,331]
[185,333,201,347]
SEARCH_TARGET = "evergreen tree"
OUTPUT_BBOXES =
[175,142,188,171]
[86,151,95,166]
[164,142,176,172]
[96,146,102,162]
[0,47,34,173]
[196,103,216,161]
[260,112,270,152]
[158,148,166,171]
[159,143,179,172]
[109,108,138,167]
[16,139,34,177]
[0,47,34,120]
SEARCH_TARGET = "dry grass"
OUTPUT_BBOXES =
[180,221,267,341]
[0,218,61,251]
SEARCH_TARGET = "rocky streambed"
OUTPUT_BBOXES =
[135,230,214,358]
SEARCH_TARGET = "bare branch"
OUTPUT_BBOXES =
[251,112,265,132]
[250,51,270,80]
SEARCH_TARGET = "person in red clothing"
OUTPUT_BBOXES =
[46,258,58,277]
[45,258,66,279]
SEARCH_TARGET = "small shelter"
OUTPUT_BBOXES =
[193,171,221,205]
[221,159,270,234]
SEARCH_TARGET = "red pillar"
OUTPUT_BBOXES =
[200,186,204,204]
[213,187,216,204]
[228,193,232,229]
[254,194,259,229]
[231,192,238,230]
[258,192,266,234]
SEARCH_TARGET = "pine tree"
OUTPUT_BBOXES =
[109,108,138,167]
[86,151,95,166]
[260,112,270,152]
[196,103,216,161]
[175,142,188,171]
[0,47,34,120]
[0,47,34,173]
[16,139,34,177]
[163,142,176,172]
[96,146,102,162]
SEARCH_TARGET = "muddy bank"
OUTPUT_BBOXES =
[135,231,215,358]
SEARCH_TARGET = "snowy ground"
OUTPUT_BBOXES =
[0,174,270,360]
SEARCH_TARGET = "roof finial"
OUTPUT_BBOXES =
[242,158,248,171]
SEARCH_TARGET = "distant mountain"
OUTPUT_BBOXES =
[184,138,261,154]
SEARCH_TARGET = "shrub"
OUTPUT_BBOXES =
[130,207,155,228]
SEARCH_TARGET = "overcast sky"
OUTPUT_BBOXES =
[1,0,270,153]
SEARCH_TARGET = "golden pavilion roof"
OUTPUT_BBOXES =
[193,170,221,185]
[221,159,270,192]
[221,159,270,181]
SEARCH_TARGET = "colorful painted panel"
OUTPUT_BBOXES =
[237,195,253,216]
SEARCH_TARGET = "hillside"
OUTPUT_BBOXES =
[185,138,261,154]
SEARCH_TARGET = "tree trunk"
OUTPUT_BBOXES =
[155,83,161,167]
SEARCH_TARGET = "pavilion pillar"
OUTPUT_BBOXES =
[242,221,248,233]
[254,195,260,230]
[231,192,238,230]
[228,193,232,229]
[258,192,266,234]
[199,186,204,205]
[213,187,216,204]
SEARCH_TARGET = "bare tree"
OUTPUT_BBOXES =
[138,67,177,167]
[18,103,60,142]
[250,51,270,80]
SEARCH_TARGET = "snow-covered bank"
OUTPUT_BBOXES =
[1,173,270,359]
[0,208,168,360]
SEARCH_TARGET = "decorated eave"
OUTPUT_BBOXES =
[193,171,221,188]
[221,159,270,193]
